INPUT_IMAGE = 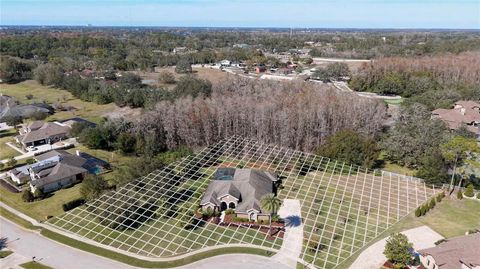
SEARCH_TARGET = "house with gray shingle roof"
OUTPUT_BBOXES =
[7,149,109,193]
[15,121,70,149]
[200,168,278,221]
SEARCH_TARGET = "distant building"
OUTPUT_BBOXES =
[419,233,480,269]
[16,121,70,149]
[255,66,267,73]
[233,43,250,49]
[220,60,231,67]
[173,47,187,54]
[432,101,480,137]
[200,168,278,222]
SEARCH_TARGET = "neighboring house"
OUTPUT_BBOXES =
[59,117,96,128]
[0,95,53,121]
[432,101,480,137]
[8,149,109,193]
[15,121,70,149]
[419,233,480,269]
[200,168,278,222]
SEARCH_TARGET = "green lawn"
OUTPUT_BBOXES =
[0,184,83,221]
[383,98,403,105]
[20,261,53,269]
[382,162,417,176]
[0,80,121,124]
[0,250,13,258]
[0,129,20,160]
[335,198,480,269]
[417,198,480,238]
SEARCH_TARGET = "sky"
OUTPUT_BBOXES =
[1,0,479,29]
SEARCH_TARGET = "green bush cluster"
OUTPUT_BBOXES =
[415,192,444,217]
[224,209,235,215]
[464,184,475,198]
[457,190,463,200]
[62,198,86,212]
[232,217,250,222]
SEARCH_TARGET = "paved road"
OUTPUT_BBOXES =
[0,217,135,269]
[0,217,292,269]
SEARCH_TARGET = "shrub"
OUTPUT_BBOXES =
[436,192,444,202]
[429,198,436,209]
[25,158,35,165]
[158,71,176,84]
[0,162,4,170]
[25,94,34,100]
[201,207,214,218]
[232,217,249,222]
[477,192,480,199]
[415,207,422,217]
[457,190,463,200]
[62,198,86,212]
[464,184,475,198]
[420,205,427,216]
[224,208,235,215]
[33,188,44,199]
[21,190,34,202]
[6,157,17,167]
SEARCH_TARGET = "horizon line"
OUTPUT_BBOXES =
[1,24,480,31]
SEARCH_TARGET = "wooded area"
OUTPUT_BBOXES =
[134,78,386,152]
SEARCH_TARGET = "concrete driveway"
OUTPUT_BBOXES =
[349,226,444,269]
[273,199,304,268]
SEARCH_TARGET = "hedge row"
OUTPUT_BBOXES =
[62,198,86,212]
[415,192,444,217]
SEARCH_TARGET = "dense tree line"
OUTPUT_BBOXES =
[133,78,386,152]
[350,52,480,109]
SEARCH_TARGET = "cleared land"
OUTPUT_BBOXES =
[48,137,436,268]
[0,80,140,123]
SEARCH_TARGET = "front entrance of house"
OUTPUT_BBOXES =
[249,212,257,221]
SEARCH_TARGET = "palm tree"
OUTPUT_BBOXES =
[260,193,282,236]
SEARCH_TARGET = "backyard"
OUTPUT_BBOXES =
[48,137,436,268]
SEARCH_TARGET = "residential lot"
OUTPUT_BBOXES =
[48,137,436,268]
[0,80,140,124]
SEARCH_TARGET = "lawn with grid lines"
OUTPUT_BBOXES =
[48,137,437,268]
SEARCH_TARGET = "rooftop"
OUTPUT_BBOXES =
[419,233,480,269]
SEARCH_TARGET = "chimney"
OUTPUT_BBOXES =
[76,150,80,156]
[460,108,466,115]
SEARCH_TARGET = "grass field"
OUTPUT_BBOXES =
[0,250,13,258]
[20,261,54,269]
[0,80,125,123]
[49,137,436,268]
[335,198,480,269]
[0,184,83,221]
[0,129,19,160]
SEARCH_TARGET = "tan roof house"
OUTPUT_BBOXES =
[200,168,278,221]
[15,121,70,149]
[419,233,480,269]
[432,101,480,136]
